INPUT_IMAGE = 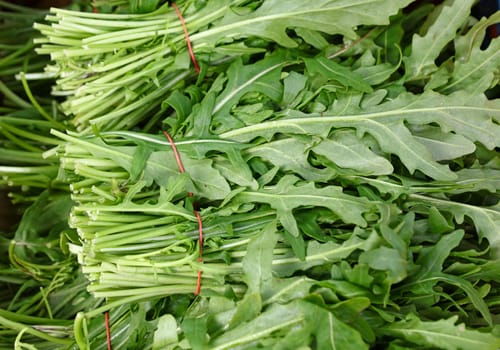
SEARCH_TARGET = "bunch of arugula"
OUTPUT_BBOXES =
[4,0,500,348]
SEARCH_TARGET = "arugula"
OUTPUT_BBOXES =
[1,0,500,349]
[382,314,500,350]
[33,0,412,133]
[404,0,476,80]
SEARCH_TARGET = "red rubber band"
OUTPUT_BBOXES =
[171,2,201,74]
[194,210,203,256]
[163,130,203,295]
[489,25,498,39]
[163,131,186,173]
[195,270,202,295]
[104,311,112,350]
[193,209,204,295]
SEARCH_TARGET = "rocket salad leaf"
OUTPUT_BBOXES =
[1,0,500,349]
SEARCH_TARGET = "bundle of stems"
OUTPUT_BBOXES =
[33,1,242,132]
[54,129,373,303]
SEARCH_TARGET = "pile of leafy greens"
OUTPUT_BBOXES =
[1,0,500,349]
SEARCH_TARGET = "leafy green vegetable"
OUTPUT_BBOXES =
[382,314,500,350]
[1,0,500,349]
[405,0,476,80]
[33,0,412,133]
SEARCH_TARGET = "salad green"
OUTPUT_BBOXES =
[0,0,499,349]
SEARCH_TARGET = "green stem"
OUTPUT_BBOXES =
[0,79,31,108]
[0,116,54,128]
[91,70,191,131]
[0,125,41,152]
[69,178,100,191]
[92,272,200,288]
[0,41,34,69]
[89,284,221,298]
[0,309,69,326]
[0,315,73,346]
[0,165,58,175]
[74,163,128,181]
[18,73,66,129]
[0,121,60,145]
[94,216,179,236]
[0,149,49,165]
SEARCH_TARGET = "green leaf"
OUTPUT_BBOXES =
[272,326,311,350]
[436,274,493,326]
[462,260,500,282]
[221,91,500,180]
[263,277,314,305]
[359,246,407,283]
[330,297,375,343]
[228,293,262,330]
[162,90,192,131]
[410,230,464,286]
[190,91,217,139]
[399,228,492,324]
[354,62,400,86]
[274,235,369,277]
[208,302,304,350]
[304,55,373,93]
[294,27,329,50]
[411,125,475,161]
[236,175,372,236]
[247,138,332,181]
[379,220,412,256]
[130,143,152,182]
[404,0,476,80]
[346,175,470,199]
[182,316,208,350]
[374,13,406,65]
[242,221,277,294]
[128,0,160,13]
[281,71,308,107]
[312,130,394,175]
[282,229,306,261]
[382,314,500,350]
[212,42,267,56]
[455,12,500,60]
[299,300,369,350]
[212,53,286,118]
[213,157,258,189]
[12,192,72,267]
[295,209,334,242]
[354,118,456,179]
[444,36,500,94]
[444,12,500,93]
[334,261,373,289]
[231,103,274,126]
[428,206,454,234]
[74,185,194,220]
[205,0,412,47]
[410,195,500,257]
[452,168,500,194]
[153,314,178,350]
[145,150,231,200]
